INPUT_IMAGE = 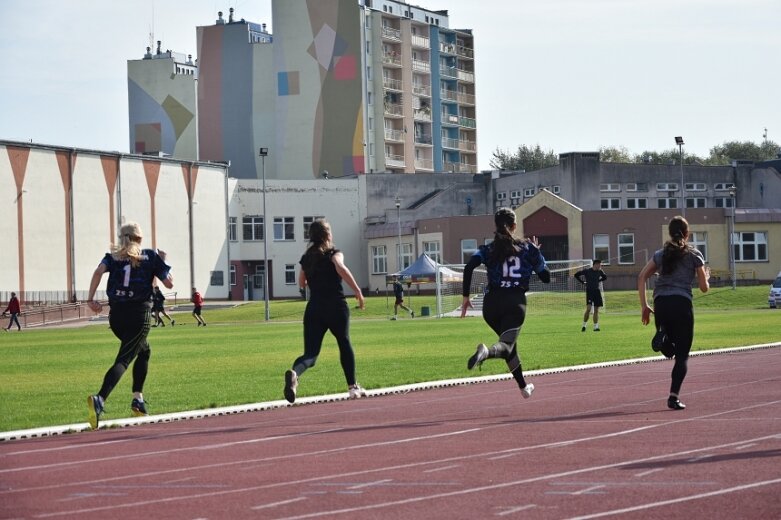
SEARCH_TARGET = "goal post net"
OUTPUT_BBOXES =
[435,259,595,317]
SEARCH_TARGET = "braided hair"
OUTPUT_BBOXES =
[489,207,523,263]
[661,215,692,275]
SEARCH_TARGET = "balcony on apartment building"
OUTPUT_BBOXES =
[385,153,405,168]
[440,89,458,102]
[442,136,460,150]
[456,68,474,83]
[459,139,477,152]
[458,115,476,129]
[456,91,475,105]
[414,134,433,145]
[411,34,430,49]
[384,102,404,117]
[384,128,405,142]
[439,65,458,79]
[415,158,434,170]
[382,51,402,67]
[383,77,402,91]
[456,45,474,59]
[443,161,477,174]
[412,84,432,97]
[413,107,432,122]
[440,42,456,54]
[412,59,431,73]
[381,26,401,41]
[441,112,460,126]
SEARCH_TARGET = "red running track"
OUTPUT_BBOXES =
[1,347,780,519]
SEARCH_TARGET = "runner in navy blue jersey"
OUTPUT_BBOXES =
[85,222,173,429]
[461,207,550,399]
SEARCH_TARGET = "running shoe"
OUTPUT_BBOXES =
[348,384,367,399]
[467,343,489,370]
[284,369,298,403]
[651,327,666,352]
[131,398,148,416]
[87,395,104,430]
[171,319,175,326]
[521,383,535,399]
[667,397,685,410]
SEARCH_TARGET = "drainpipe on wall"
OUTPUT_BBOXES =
[222,161,231,299]
[68,148,76,301]
[187,162,195,293]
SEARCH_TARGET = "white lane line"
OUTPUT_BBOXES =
[347,479,393,490]
[423,464,461,473]
[733,443,757,450]
[565,477,781,520]
[29,433,781,518]
[251,497,307,510]
[634,468,664,477]
[495,504,537,516]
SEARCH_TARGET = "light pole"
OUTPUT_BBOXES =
[395,196,402,272]
[259,147,270,321]
[675,136,685,216]
[729,184,737,290]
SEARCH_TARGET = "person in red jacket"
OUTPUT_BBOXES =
[191,287,206,326]
[2,292,21,331]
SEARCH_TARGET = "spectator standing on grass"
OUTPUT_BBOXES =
[460,207,550,399]
[638,215,709,411]
[2,292,22,331]
[574,260,607,331]
[191,287,206,326]
[152,286,175,327]
[391,276,414,320]
[85,222,173,429]
[283,219,366,404]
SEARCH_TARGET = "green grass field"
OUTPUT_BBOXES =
[1,286,778,432]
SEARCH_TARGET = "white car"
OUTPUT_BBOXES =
[769,272,781,308]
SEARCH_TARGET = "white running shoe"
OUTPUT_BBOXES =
[284,370,298,403]
[521,383,535,399]
[467,343,489,370]
[348,384,367,399]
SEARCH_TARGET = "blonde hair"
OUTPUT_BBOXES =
[112,222,144,267]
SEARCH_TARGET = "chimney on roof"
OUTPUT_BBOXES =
[156,40,161,55]
[262,23,267,32]
[217,11,225,24]
[229,7,234,23]
[144,46,152,59]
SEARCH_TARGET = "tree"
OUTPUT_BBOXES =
[704,140,780,165]
[489,144,558,171]
[598,145,633,163]
[633,149,703,165]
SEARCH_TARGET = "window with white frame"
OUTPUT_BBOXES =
[656,182,679,191]
[552,185,561,194]
[273,217,295,241]
[733,232,767,262]
[626,182,648,192]
[285,264,296,285]
[242,216,264,241]
[685,182,707,192]
[254,264,265,289]
[657,198,678,209]
[423,241,441,263]
[593,234,610,264]
[601,198,620,210]
[372,245,387,274]
[510,190,521,199]
[689,231,707,262]
[303,216,325,240]
[686,197,707,208]
[398,242,413,269]
[229,217,237,241]
[230,264,237,286]
[461,239,478,263]
[626,198,647,209]
[496,192,507,201]
[618,233,635,264]
[524,187,536,197]
[715,197,734,208]
[714,183,732,191]
[600,183,620,192]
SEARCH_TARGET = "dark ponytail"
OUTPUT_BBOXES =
[490,207,522,262]
[661,215,692,274]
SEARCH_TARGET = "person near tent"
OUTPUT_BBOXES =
[391,276,414,320]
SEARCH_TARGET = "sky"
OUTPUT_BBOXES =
[0,0,779,171]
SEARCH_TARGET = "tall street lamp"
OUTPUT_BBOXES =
[259,147,270,321]
[675,136,685,216]
[729,184,737,290]
[395,196,402,272]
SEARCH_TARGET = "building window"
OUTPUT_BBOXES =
[242,216,264,241]
[229,217,237,241]
[254,264,265,289]
[398,242,413,270]
[715,197,734,208]
[685,182,707,192]
[273,217,295,241]
[303,216,325,240]
[657,198,678,209]
[230,265,237,286]
[593,234,610,264]
[496,191,507,201]
[524,187,536,197]
[601,198,620,210]
[733,232,767,262]
[689,231,707,262]
[372,245,387,274]
[461,239,478,263]
[510,190,521,199]
[599,183,620,192]
[424,241,441,264]
[626,182,648,192]
[552,185,561,194]
[618,233,634,264]
[656,182,679,191]
[626,198,647,209]
[714,183,732,191]
[686,197,707,208]
[285,264,296,285]
[210,271,224,286]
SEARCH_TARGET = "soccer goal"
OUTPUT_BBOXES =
[435,259,594,317]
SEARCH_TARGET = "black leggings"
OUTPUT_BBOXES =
[98,304,152,400]
[481,290,528,388]
[293,298,356,386]
[653,295,694,395]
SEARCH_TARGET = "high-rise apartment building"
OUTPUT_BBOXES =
[127,0,477,180]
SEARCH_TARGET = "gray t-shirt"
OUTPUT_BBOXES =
[652,247,705,301]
